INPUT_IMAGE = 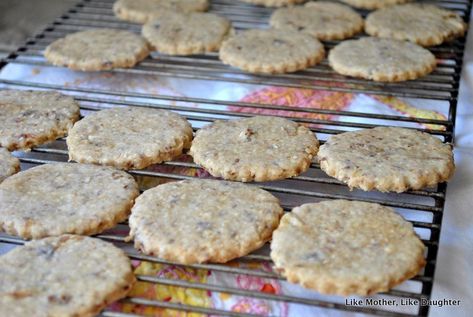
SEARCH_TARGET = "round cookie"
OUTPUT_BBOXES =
[67,107,193,170]
[219,29,325,74]
[142,12,232,55]
[0,148,20,183]
[0,163,139,239]
[0,235,135,317]
[44,29,150,71]
[129,179,284,264]
[365,4,466,47]
[317,127,455,193]
[340,0,412,10]
[270,200,426,296]
[114,0,209,24]
[328,37,436,82]
[270,2,364,41]
[0,90,80,151]
[190,116,319,182]
[240,0,307,7]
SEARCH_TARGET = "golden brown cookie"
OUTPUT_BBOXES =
[271,200,426,295]
[340,0,412,10]
[240,0,307,7]
[365,3,466,47]
[0,90,80,151]
[129,179,283,264]
[317,127,455,192]
[0,235,135,317]
[190,116,319,182]
[44,29,150,71]
[328,37,436,82]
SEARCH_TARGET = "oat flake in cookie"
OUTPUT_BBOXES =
[0,235,135,317]
[317,127,455,193]
[190,116,319,182]
[129,179,283,264]
[240,0,307,7]
[270,2,364,41]
[365,4,466,47]
[44,29,150,71]
[328,37,436,82]
[67,107,193,170]
[340,0,412,10]
[270,200,426,296]
[142,12,232,55]
[0,90,80,151]
[0,148,20,183]
[219,29,325,74]
[114,0,209,24]
[0,163,139,239]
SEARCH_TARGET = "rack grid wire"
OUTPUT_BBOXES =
[0,0,471,316]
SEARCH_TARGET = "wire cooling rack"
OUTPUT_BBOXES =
[0,0,471,316]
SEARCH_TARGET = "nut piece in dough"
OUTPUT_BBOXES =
[317,127,454,192]
[365,3,466,47]
[0,90,80,151]
[328,37,437,82]
[67,107,193,170]
[270,2,364,41]
[190,116,319,182]
[0,163,139,239]
[129,179,284,264]
[44,28,150,71]
[219,29,325,74]
[271,200,426,295]
[0,235,135,317]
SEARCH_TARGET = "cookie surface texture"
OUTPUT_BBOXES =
[219,29,325,74]
[0,90,80,151]
[114,0,209,24]
[0,163,139,239]
[44,29,150,71]
[129,179,284,264]
[0,235,135,317]
[190,116,319,182]
[67,107,193,170]
[270,200,426,295]
[240,0,307,7]
[317,127,455,192]
[0,148,20,183]
[328,37,436,82]
[340,0,412,10]
[270,2,364,41]
[365,4,466,47]
[142,12,232,55]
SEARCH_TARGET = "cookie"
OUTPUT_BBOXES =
[219,29,325,74]
[270,200,426,295]
[0,90,80,151]
[0,163,139,239]
[129,179,283,264]
[340,0,412,10]
[0,148,20,183]
[44,29,150,71]
[0,235,135,317]
[114,0,209,24]
[317,127,455,193]
[270,2,364,41]
[190,116,319,182]
[142,12,232,55]
[240,0,307,7]
[67,107,193,170]
[328,37,436,82]
[365,4,466,47]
